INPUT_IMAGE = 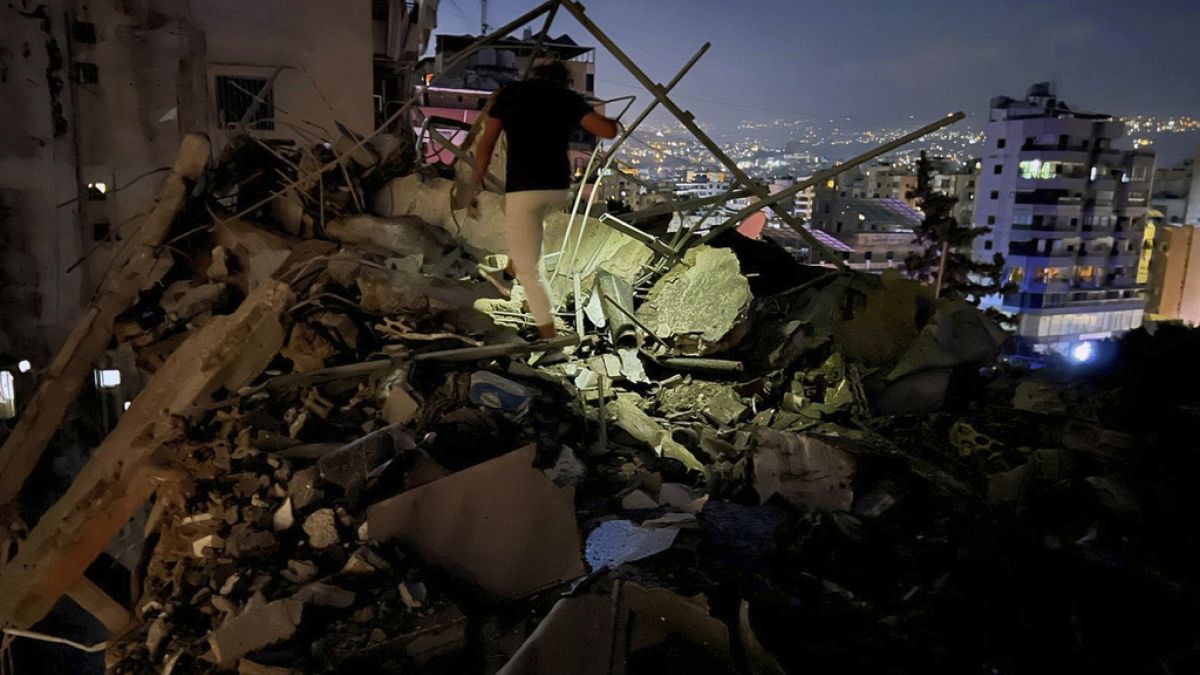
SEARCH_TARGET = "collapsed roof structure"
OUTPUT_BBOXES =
[1,2,1199,673]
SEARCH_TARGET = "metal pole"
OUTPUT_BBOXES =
[520,1,561,79]
[695,111,968,247]
[557,0,846,267]
[601,42,710,162]
[551,44,709,281]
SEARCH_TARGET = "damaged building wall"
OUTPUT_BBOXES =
[189,0,375,149]
[0,0,377,362]
[0,2,88,359]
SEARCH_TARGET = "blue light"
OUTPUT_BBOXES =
[1071,341,1095,363]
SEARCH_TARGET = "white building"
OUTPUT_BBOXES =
[972,84,1156,356]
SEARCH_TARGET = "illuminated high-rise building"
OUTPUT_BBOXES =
[973,83,1156,356]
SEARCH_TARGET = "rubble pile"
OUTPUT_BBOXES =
[7,127,1200,675]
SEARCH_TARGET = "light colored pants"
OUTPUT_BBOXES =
[505,189,566,328]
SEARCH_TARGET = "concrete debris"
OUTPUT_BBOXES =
[325,214,452,260]
[542,446,587,487]
[272,498,295,531]
[636,246,753,355]
[317,423,415,494]
[302,508,339,549]
[608,395,707,473]
[752,429,855,511]
[209,593,305,665]
[1012,380,1069,414]
[886,300,1007,381]
[281,560,319,585]
[25,23,1193,674]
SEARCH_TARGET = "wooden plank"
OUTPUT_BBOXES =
[0,280,293,629]
[66,572,132,634]
[0,134,211,510]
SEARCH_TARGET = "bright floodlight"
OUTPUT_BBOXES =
[18,360,31,373]
[1071,341,1095,363]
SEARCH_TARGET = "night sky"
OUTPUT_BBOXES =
[434,0,1200,136]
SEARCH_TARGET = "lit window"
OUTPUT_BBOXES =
[0,371,14,419]
[94,369,122,388]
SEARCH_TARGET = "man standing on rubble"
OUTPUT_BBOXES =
[471,60,619,340]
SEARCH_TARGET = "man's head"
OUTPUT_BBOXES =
[529,59,571,86]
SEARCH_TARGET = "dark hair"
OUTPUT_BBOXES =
[530,61,571,85]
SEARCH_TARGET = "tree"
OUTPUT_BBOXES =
[905,151,1012,304]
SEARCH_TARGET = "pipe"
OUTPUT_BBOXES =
[595,271,638,349]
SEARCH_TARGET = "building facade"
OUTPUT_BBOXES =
[931,161,979,226]
[862,163,919,208]
[972,84,1156,355]
[1151,144,1200,226]
[811,197,923,271]
[1145,221,1200,325]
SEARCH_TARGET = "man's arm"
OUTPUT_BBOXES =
[474,116,504,184]
[581,111,619,139]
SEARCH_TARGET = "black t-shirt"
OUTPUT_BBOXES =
[489,79,594,193]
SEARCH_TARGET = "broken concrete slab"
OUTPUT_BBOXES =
[209,593,305,665]
[159,281,226,323]
[752,429,855,511]
[317,423,416,494]
[212,219,297,291]
[636,246,753,356]
[886,299,1007,381]
[0,280,293,629]
[356,266,483,315]
[0,133,211,515]
[366,445,586,599]
[544,211,655,304]
[374,173,508,253]
[325,214,452,261]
